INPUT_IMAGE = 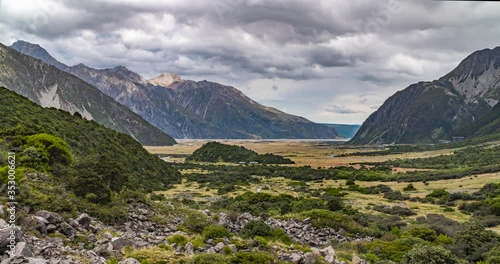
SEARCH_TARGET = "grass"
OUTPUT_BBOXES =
[147,141,500,234]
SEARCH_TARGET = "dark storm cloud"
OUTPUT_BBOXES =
[0,0,499,123]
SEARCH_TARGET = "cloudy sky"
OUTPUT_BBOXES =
[1,0,500,124]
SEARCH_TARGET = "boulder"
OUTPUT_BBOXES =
[119,258,141,264]
[290,253,302,264]
[76,213,91,229]
[184,242,194,255]
[59,223,75,238]
[111,237,134,251]
[0,227,23,254]
[13,242,33,257]
[302,252,317,264]
[0,256,48,264]
[213,242,225,252]
[34,211,62,225]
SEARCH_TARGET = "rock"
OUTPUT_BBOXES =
[184,242,194,255]
[104,232,113,240]
[227,244,237,253]
[0,219,7,228]
[120,258,141,264]
[13,242,33,257]
[290,253,302,264]
[0,227,22,254]
[34,211,62,225]
[45,225,56,233]
[0,256,48,264]
[76,213,91,229]
[319,246,335,257]
[59,223,75,238]
[111,237,134,251]
[302,252,317,264]
[324,255,335,264]
[30,217,48,235]
[213,242,225,252]
[352,256,368,264]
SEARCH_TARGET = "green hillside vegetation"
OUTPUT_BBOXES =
[0,87,180,221]
[186,141,295,164]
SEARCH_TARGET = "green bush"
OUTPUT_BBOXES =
[240,220,273,238]
[189,253,230,264]
[167,234,188,247]
[402,244,463,264]
[202,225,231,240]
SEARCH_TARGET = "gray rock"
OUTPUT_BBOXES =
[13,242,33,257]
[59,223,75,238]
[0,227,22,254]
[302,252,317,264]
[111,237,134,251]
[352,256,368,264]
[119,258,141,264]
[34,211,62,225]
[290,253,302,264]
[213,242,225,252]
[184,242,194,255]
[76,213,91,229]
[0,256,48,264]
[45,224,56,233]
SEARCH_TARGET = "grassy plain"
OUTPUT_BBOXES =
[147,140,500,232]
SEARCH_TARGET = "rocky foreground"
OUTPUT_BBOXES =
[0,203,372,264]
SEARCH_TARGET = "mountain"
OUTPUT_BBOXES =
[350,47,500,144]
[0,43,176,146]
[322,124,360,138]
[11,40,339,139]
[0,86,181,191]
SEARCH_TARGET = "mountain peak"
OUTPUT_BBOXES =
[10,40,68,70]
[149,73,184,87]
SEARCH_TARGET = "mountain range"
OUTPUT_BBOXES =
[0,43,176,146]
[351,47,500,144]
[10,40,340,140]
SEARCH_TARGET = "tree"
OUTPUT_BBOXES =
[452,222,499,262]
[402,244,463,264]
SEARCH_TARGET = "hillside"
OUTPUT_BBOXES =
[0,87,181,191]
[350,47,500,144]
[0,43,176,146]
[186,141,295,164]
[11,40,339,140]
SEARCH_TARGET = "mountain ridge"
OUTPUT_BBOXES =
[0,43,176,146]
[350,46,500,144]
[11,40,340,140]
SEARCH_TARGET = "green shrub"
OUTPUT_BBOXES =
[239,220,272,238]
[407,227,437,242]
[230,252,275,263]
[189,253,230,264]
[202,225,231,240]
[402,244,463,264]
[167,234,188,247]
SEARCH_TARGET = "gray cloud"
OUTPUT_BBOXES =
[0,0,499,124]
[326,104,364,114]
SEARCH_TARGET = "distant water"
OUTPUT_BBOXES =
[175,138,350,143]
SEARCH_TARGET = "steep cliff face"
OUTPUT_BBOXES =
[12,40,339,139]
[0,44,176,146]
[351,47,500,144]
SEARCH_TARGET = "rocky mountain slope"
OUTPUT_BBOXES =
[0,44,176,146]
[11,41,339,140]
[351,47,500,144]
